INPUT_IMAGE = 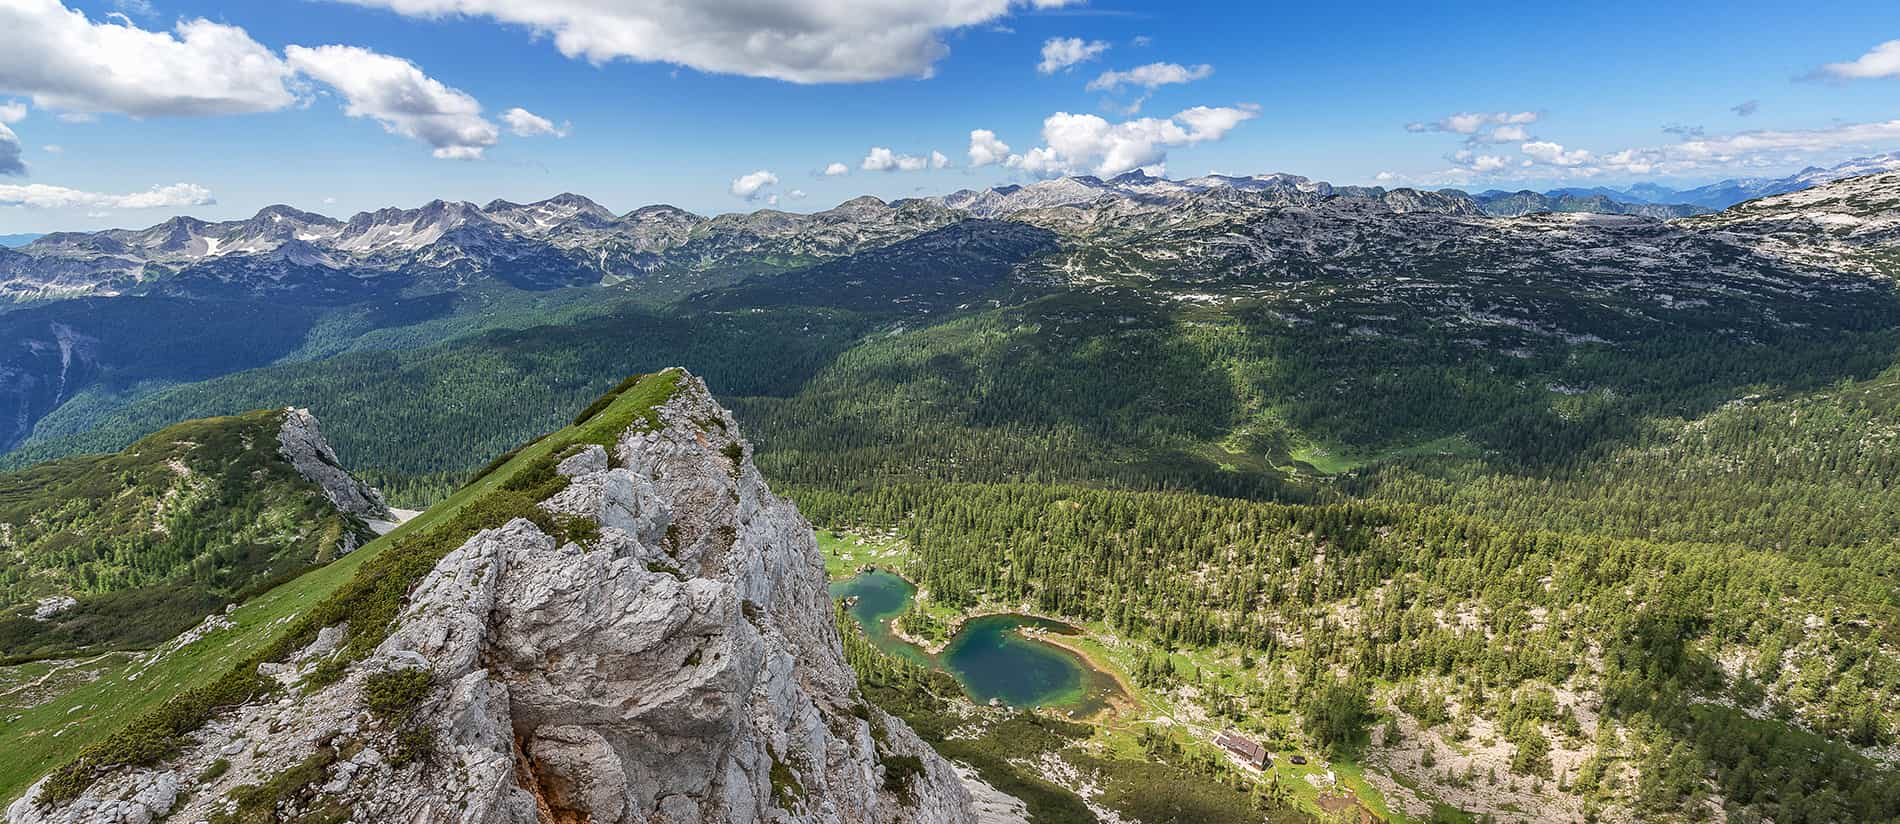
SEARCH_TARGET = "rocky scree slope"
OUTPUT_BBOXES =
[7,369,973,824]
[1680,169,1900,277]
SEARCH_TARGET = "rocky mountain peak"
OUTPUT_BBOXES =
[276,407,390,521]
[11,370,975,824]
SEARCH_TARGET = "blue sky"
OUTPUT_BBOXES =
[1,0,1899,232]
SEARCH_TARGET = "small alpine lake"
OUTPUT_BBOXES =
[829,568,1124,715]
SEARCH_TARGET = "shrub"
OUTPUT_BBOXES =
[363,668,433,726]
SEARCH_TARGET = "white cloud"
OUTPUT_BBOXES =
[788,189,807,199]
[968,129,1014,167]
[1016,105,1258,178]
[729,169,778,200]
[1426,116,1900,184]
[1038,37,1109,74]
[1669,120,1900,159]
[41,144,61,154]
[1475,124,1531,143]
[0,124,23,176]
[1131,35,1152,47]
[0,181,213,209]
[1519,140,1593,167]
[1819,39,1900,80]
[0,101,24,124]
[862,146,941,172]
[1086,62,1212,92]
[323,196,337,204]
[1406,111,1539,136]
[502,107,569,138]
[286,45,499,159]
[1450,150,1511,173]
[0,1,297,117]
[822,162,850,176]
[338,0,1067,84]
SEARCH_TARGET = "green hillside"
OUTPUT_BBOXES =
[0,409,373,661]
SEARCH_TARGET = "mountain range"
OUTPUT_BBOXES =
[10,153,1898,310]
[2,161,1900,824]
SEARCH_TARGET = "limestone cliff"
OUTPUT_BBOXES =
[277,406,391,521]
[9,370,975,824]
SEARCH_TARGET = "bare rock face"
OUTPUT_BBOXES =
[13,371,976,824]
[276,407,391,520]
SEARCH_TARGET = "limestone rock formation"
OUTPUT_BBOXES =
[276,406,391,520]
[11,371,976,824]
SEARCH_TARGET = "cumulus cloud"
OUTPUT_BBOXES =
[1818,39,1900,80]
[1038,37,1109,74]
[862,146,942,172]
[338,0,1071,84]
[1449,149,1511,173]
[1436,116,1900,183]
[0,124,23,176]
[1731,100,1759,117]
[1014,105,1258,178]
[0,1,297,117]
[1086,62,1212,92]
[1519,140,1594,167]
[968,129,1014,167]
[287,45,499,159]
[1670,119,1900,159]
[822,162,850,176]
[0,101,24,124]
[502,107,569,138]
[729,169,778,200]
[788,189,808,199]
[0,181,213,209]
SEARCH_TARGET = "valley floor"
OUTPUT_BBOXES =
[821,529,1406,824]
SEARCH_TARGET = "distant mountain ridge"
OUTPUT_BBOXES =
[0,194,965,304]
[1468,189,1712,219]
[4,153,1898,308]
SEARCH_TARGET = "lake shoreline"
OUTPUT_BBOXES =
[1021,630,1139,718]
[832,566,1132,715]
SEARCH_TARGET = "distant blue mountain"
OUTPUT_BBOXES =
[0,234,42,248]
[1616,153,1900,210]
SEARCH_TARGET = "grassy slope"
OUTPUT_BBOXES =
[0,370,683,804]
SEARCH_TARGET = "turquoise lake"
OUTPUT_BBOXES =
[830,568,1121,714]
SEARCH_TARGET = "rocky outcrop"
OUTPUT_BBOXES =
[13,370,977,824]
[276,407,391,521]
